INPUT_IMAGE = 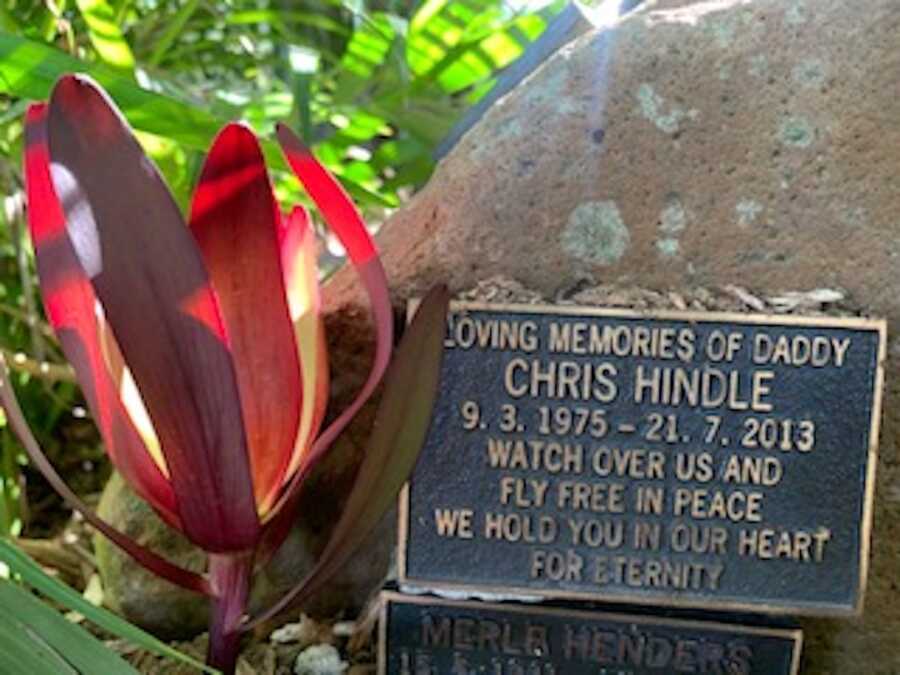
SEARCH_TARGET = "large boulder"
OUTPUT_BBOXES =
[323,0,900,672]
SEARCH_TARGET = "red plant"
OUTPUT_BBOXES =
[0,73,448,673]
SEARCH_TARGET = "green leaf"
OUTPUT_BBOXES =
[75,0,136,72]
[244,90,295,134]
[0,33,389,208]
[335,110,391,141]
[0,614,68,675]
[339,12,396,79]
[226,10,350,37]
[0,5,21,33]
[0,579,138,673]
[0,433,22,537]
[0,32,222,151]
[0,539,217,674]
[405,0,563,94]
[148,0,200,66]
[410,0,449,33]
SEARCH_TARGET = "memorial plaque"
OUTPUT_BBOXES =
[399,303,886,615]
[378,592,803,675]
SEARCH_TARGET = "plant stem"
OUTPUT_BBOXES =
[207,552,253,675]
[0,347,75,382]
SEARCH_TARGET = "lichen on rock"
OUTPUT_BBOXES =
[561,201,630,265]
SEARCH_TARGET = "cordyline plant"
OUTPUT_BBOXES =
[0,74,449,674]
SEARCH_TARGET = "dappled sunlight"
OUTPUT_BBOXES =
[48,162,103,279]
[118,365,168,479]
[177,285,230,346]
[189,159,270,227]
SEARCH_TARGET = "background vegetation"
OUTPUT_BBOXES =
[0,0,567,541]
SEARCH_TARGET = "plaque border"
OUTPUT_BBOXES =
[377,590,803,675]
[398,301,887,617]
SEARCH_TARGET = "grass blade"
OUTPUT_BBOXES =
[148,0,200,66]
[0,614,68,675]
[0,539,218,673]
[0,579,138,673]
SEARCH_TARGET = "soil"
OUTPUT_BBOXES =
[458,275,865,318]
[22,412,110,540]
[110,616,377,674]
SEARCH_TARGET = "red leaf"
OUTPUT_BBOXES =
[0,356,211,596]
[46,74,259,552]
[189,123,301,513]
[274,207,329,508]
[24,103,179,528]
[246,285,450,627]
[274,125,377,265]
[272,125,392,495]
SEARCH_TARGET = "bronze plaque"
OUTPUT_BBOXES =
[378,592,803,674]
[399,302,886,615]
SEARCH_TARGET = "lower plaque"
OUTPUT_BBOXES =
[378,592,802,675]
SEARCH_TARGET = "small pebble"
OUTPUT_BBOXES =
[332,621,356,637]
[294,644,348,675]
[271,622,305,644]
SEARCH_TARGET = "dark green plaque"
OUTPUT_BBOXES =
[399,303,886,615]
[378,592,802,674]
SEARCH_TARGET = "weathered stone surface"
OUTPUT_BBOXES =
[322,1,900,672]
[95,472,208,639]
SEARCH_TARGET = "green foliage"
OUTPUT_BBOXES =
[0,539,215,672]
[0,0,562,537]
[0,579,139,674]
[75,0,137,73]
[0,429,26,537]
[0,0,562,205]
[0,175,77,539]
